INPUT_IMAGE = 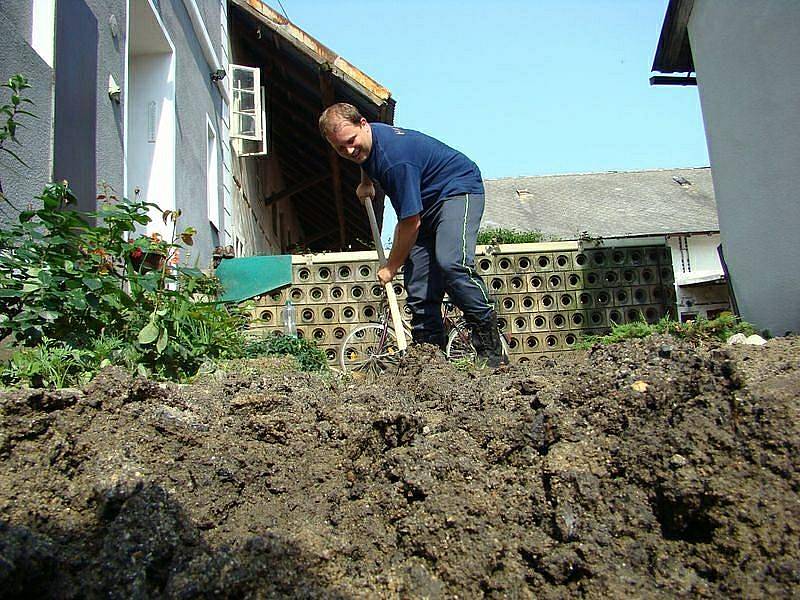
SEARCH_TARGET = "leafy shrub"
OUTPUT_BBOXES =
[0,76,331,387]
[0,77,240,384]
[477,227,547,245]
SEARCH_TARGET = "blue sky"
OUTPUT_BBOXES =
[267,0,709,240]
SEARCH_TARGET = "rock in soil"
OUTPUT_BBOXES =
[1,337,799,598]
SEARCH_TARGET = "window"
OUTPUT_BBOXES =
[207,117,220,229]
[230,64,268,156]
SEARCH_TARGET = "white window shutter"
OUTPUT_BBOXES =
[230,64,262,141]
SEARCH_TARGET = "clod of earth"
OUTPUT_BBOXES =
[1,337,799,597]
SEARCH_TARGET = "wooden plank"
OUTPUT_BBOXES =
[652,0,695,73]
[649,75,697,86]
[319,66,347,250]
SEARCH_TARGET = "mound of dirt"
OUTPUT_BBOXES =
[1,338,798,598]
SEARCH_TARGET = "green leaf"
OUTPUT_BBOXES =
[70,294,87,310]
[0,146,29,168]
[138,320,160,345]
[39,310,59,321]
[82,277,102,290]
[156,327,168,353]
[37,270,52,286]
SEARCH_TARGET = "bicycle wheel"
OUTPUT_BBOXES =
[445,321,511,363]
[445,321,476,361]
[339,323,403,380]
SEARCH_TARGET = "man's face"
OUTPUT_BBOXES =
[326,118,372,164]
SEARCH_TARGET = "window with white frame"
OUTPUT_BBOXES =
[230,64,268,156]
[207,117,220,230]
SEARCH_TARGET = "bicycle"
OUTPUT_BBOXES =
[338,292,508,379]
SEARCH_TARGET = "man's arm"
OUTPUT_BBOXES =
[378,214,421,285]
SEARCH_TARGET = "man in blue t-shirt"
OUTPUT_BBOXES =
[319,103,506,367]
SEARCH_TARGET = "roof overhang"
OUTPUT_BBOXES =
[229,1,396,251]
[231,0,394,118]
[650,0,696,86]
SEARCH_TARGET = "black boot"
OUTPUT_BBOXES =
[471,313,507,368]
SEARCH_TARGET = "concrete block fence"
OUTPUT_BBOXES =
[245,241,677,366]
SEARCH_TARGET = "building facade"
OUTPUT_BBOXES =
[652,0,800,336]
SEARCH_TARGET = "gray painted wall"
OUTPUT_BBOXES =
[1,0,226,268]
[0,5,53,222]
[86,0,126,207]
[689,0,800,335]
[0,0,125,218]
[0,0,33,45]
[154,0,224,269]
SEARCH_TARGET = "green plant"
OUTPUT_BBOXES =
[451,355,478,372]
[579,312,756,348]
[477,227,546,245]
[242,335,328,372]
[4,337,93,388]
[0,74,36,205]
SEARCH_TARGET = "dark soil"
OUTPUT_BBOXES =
[1,336,798,598]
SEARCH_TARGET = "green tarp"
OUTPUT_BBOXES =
[215,255,293,303]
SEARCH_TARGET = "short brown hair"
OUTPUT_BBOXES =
[319,103,363,138]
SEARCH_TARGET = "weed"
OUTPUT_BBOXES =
[450,356,476,372]
[579,312,756,348]
[5,338,92,388]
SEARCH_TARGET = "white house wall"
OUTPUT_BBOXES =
[689,0,800,335]
[219,0,233,247]
[127,49,176,240]
[668,233,723,282]
[138,0,226,268]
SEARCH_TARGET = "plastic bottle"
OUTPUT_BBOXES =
[283,300,297,336]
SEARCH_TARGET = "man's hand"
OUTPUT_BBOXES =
[377,265,396,285]
[356,181,376,205]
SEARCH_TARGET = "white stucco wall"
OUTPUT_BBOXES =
[689,0,800,335]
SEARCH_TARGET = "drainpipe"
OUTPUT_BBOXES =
[182,0,230,105]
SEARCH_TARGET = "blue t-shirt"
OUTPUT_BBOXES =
[362,123,484,220]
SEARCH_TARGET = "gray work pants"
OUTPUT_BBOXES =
[403,193,494,343]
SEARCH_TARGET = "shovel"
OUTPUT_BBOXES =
[364,198,407,351]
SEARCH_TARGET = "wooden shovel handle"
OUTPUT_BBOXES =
[364,199,407,351]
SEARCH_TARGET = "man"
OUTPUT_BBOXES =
[319,103,506,367]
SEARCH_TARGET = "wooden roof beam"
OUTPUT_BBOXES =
[319,65,347,250]
[264,172,330,207]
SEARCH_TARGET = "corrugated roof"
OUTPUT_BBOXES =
[483,167,718,240]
